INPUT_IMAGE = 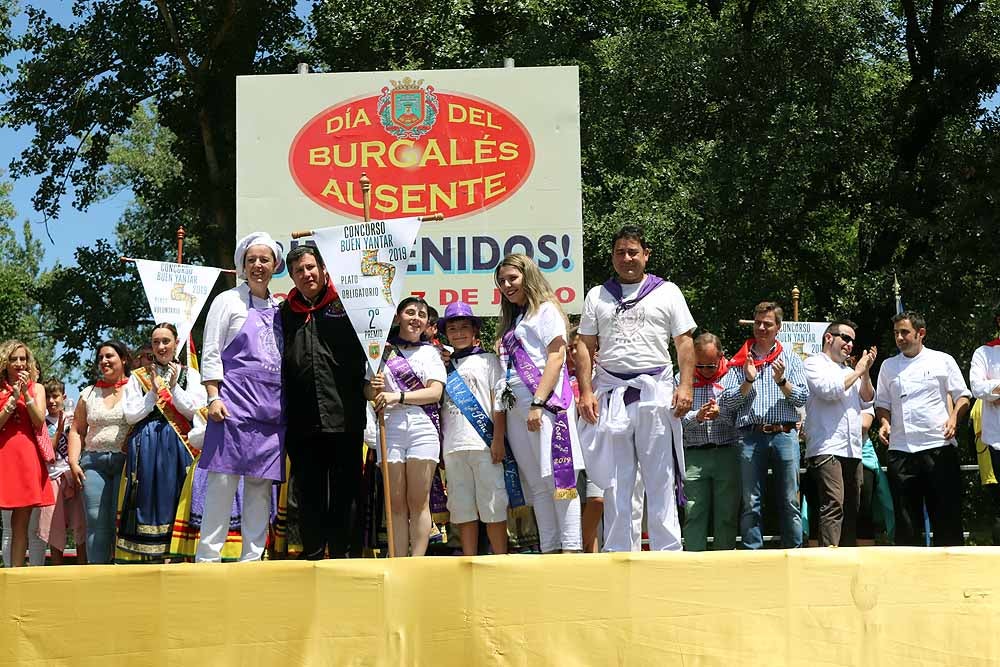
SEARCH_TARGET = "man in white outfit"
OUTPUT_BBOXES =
[575,226,695,551]
[969,305,1000,543]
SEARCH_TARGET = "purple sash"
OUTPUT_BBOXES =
[384,348,441,435]
[501,328,577,499]
[602,274,665,313]
[384,347,447,517]
[602,365,686,508]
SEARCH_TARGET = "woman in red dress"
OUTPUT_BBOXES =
[0,340,55,566]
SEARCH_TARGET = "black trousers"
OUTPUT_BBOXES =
[887,445,963,546]
[287,431,364,559]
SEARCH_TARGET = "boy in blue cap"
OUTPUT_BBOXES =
[439,301,509,555]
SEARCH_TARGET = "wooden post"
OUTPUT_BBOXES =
[361,172,397,559]
[791,286,800,322]
[177,225,186,264]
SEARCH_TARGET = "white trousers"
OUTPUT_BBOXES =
[630,473,646,551]
[1,508,46,566]
[196,472,272,562]
[506,397,582,552]
[602,401,682,551]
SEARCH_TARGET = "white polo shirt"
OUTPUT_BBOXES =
[875,347,971,453]
[970,344,1000,449]
[803,352,873,458]
[578,276,695,375]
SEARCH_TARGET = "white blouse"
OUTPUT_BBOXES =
[201,283,280,382]
[80,385,130,453]
[122,366,207,425]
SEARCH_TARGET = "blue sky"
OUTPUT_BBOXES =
[1,3,129,268]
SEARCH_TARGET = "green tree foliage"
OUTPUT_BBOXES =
[36,105,208,371]
[1,0,304,270]
[0,179,60,376]
[3,0,999,408]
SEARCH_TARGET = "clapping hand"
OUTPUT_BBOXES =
[696,399,720,422]
[772,358,786,382]
[855,347,878,373]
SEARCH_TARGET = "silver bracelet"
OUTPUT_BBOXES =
[24,398,34,405]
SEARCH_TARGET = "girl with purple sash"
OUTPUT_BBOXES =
[367,297,446,557]
[494,254,584,553]
[196,232,286,563]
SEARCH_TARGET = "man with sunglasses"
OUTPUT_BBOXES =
[875,311,970,546]
[802,321,876,546]
[680,332,740,551]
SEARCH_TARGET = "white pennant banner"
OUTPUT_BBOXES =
[133,259,223,355]
[311,217,423,374]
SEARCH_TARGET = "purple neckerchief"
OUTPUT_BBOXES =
[602,365,685,508]
[384,347,441,437]
[451,345,485,360]
[501,327,577,499]
[603,366,667,406]
[602,274,666,313]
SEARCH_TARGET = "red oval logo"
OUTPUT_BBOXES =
[288,78,535,220]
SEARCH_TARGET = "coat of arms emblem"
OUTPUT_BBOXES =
[369,341,382,360]
[378,77,439,140]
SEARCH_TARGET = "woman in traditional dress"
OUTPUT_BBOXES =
[367,296,446,557]
[195,232,286,562]
[494,254,584,553]
[0,340,55,567]
[67,341,132,563]
[116,323,207,563]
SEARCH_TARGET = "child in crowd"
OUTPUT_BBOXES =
[367,296,446,557]
[439,302,509,555]
[38,379,87,564]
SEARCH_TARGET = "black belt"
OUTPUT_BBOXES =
[745,423,797,434]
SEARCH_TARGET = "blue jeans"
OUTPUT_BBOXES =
[739,430,801,549]
[80,450,125,564]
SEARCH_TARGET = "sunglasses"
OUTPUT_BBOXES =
[833,333,854,345]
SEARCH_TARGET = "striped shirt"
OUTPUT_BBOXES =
[678,374,739,447]
[720,344,808,429]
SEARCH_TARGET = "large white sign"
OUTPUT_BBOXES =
[236,66,583,314]
[133,260,223,353]
[311,217,423,374]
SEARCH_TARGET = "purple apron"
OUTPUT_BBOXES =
[199,291,286,481]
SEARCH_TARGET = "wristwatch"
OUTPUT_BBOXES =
[530,397,547,409]
[777,378,788,387]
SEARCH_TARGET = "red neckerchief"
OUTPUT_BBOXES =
[287,277,339,322]
[95,377,129,389]
[986,338,1000,347]
[693,357,729,388]
[728,339,783,369]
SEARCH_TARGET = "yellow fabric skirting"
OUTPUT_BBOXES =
[3,547,1000,665]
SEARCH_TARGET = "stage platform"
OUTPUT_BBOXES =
[2,547,999,666]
